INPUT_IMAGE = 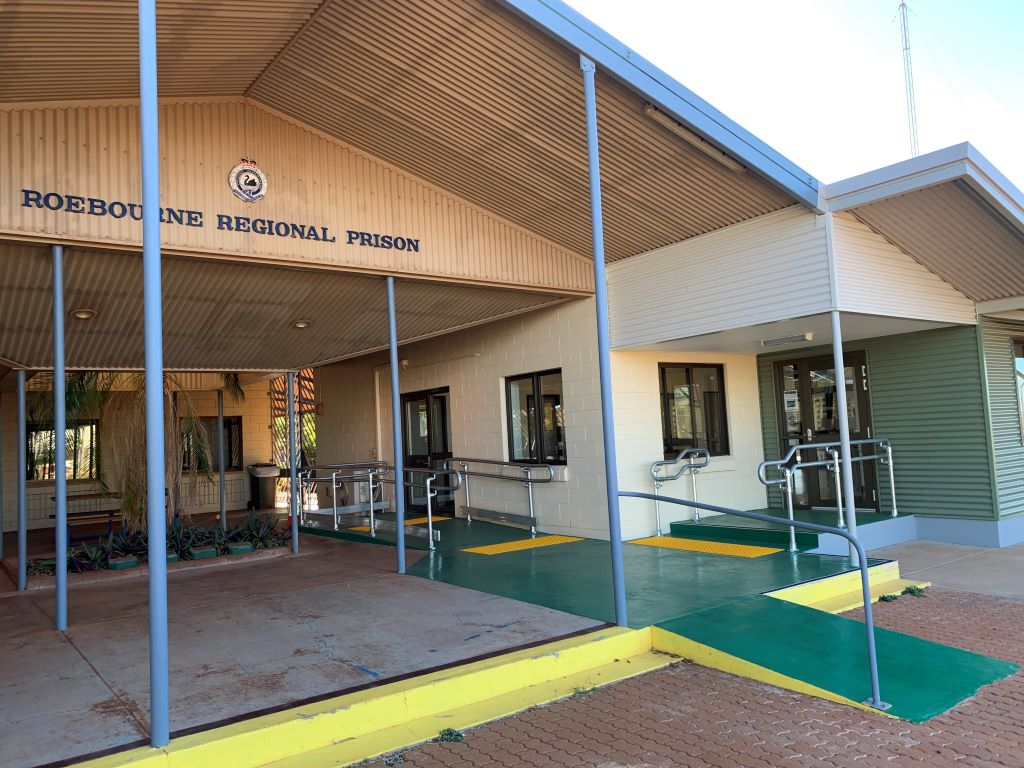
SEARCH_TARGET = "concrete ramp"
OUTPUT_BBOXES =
[652,595,1017,722]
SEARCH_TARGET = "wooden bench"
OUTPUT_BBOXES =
[49,493,120,542]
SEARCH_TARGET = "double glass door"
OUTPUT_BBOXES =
[401,388,454,513]
[775,354,876,510]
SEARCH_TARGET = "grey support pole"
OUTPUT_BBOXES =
[830,310,860,563]
[287,371,299,554]
[138,0,170,747]
[386,276,406,574]
[580,56,628,627]
[17,372,27,591]
[217,389,226,531]
[52,244,68,632]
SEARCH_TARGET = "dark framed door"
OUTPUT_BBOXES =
[401,387,454,513]
[774,354,877,510]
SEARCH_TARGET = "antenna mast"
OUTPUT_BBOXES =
[898,1,920,157]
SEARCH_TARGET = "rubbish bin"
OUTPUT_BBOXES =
[248,463,281,510]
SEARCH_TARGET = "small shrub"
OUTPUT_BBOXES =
[437,728,464,743]
[902,584,926,598]
[879,593,899,603]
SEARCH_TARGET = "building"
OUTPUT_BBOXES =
[1,0,1022,762]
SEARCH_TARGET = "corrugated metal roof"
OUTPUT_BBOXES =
[0,242,568,371]
[0,0,797,262]
[852,180,1024,302]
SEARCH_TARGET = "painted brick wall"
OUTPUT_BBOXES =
[612,350,769,538]
[317,298,613,539]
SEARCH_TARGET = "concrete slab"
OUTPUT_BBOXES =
[0,535,600,768]
[870,540,1024,599]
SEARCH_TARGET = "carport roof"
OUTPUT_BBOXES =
[0,0,819,264]
[824,143,1024,305]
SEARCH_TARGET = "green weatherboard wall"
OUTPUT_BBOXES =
[758,326,997,520]
[979,317,1024,518]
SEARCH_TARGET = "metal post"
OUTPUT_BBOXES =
[386,276,406,573]
[331,471,339,530]
[831,310,860,563]
[425,474,435,551]
[459,460,471,522]
[522,467,537,536]
[782,467,797,553]
[287,371,298,555]
[367,469,376,538]
[137,0,169,746]
[830,448,845,528]
[653,478,662,536]
[52,244,68,632]
[580,55,627,627]
[217,389,226,531]
[690,463,700,524]
[885,442,898,518]
[17,371,27,591]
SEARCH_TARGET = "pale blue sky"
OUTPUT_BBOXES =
[568,0,1023,189]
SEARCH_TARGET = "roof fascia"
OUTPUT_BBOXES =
[493,0,821,210]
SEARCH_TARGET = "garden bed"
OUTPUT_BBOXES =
[4,512,293,592]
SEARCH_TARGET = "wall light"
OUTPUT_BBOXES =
[70,307,96,320]
[291,319,312,329]
[761,332,814,348]
[642,103,745,173]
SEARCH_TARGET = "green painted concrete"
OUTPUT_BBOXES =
[669,508,897,549]
[758,327,997,520]
[656,595,1018,722]
[407,518,879,627]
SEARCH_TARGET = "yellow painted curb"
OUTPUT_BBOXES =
[72,626,670,768]
[767,560,931,614]
[350,516,450,532]
[649,627,895,718]
[628,536,781,558]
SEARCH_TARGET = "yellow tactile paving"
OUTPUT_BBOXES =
[463,535,582,555]
[350,516,450,532]
[628,536,782,558]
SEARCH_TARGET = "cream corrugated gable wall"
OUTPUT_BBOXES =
[606,207,832,348]
[831,212,977,324]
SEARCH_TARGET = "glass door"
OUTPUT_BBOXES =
[775,354,876,510]
[401,387,454,513]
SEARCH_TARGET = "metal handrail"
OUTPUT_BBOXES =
[758,438,898,542]
[445,457,556,535]
[378,467,464,550]
[299,463,394,535]
[649,448,710,531]
[619,489,890,713]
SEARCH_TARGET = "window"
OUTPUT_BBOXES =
[183,416,243,472]
[658,364,729,458]
[1014,341,1024,442]
[27,420,99,481]
[506,369,566,464]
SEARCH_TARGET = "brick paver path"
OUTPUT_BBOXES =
[384,588,1024,767]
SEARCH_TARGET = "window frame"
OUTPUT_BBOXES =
[26,418,101,482]
[505,368,567,465]
[657,362,730,459]
[182,415,244,472]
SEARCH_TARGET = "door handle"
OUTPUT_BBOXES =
[805,427,813,441]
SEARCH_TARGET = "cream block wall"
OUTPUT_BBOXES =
[0,381,272,532]
[317,298,612,538]
[611,350,768,539]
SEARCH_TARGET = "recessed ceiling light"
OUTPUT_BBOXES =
[291,319,312,329]
[70,307,96,320]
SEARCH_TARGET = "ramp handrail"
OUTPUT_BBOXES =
[378,467,464,550]
[649,448,710,531]
[445,457,555,535]
[619,489,890,713]
[758,438,898,537]
[299,462,393,535]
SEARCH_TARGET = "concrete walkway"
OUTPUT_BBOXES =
[0,535,599,768]
[870,540,1024,599]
